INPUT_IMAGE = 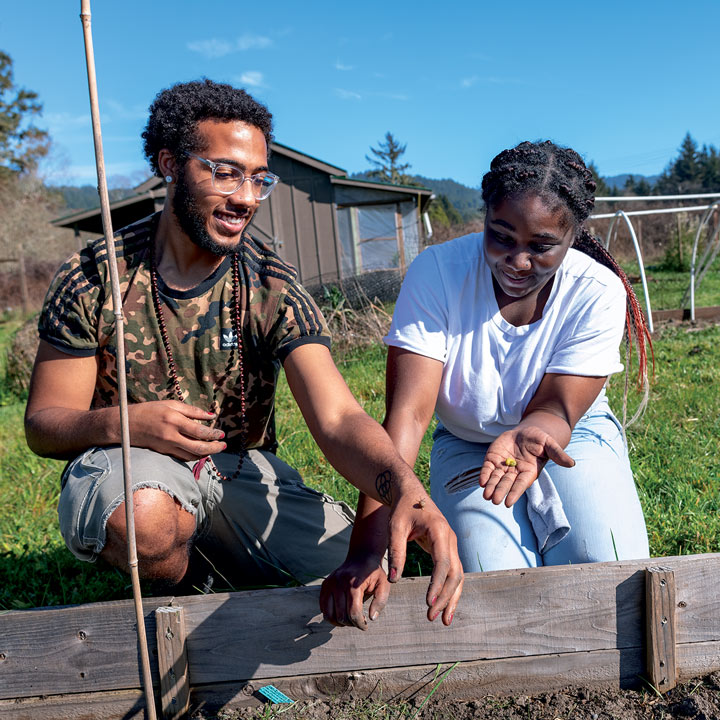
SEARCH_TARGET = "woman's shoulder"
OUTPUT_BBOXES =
[561,248,626,299]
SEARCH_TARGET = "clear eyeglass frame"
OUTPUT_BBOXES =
[186,152,280,200]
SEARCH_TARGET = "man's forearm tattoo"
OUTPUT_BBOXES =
[376,469,393,506]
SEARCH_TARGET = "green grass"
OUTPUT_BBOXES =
[623,257,720,311]
[608,325,720,557]
[1,318,719,610]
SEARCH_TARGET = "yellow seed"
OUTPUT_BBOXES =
[504,457,517,467]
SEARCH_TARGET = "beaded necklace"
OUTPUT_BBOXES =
[149,244,247,480]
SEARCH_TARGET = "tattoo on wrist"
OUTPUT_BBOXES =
[375,469,393,506]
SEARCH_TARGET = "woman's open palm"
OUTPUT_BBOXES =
[479,426,575,507]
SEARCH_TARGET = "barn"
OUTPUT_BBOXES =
[53,142,433,290]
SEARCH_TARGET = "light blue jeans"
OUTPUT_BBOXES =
[430,399,650,572]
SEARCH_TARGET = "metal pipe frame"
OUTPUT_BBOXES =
[603,210,654,333]
[596,192,720,203]
[591,205,712,220]
[688,201,720,321]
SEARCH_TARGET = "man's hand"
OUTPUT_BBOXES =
[127,400,226,461]
[320,555,390,630]
[479,426,575,507]
[386,491,463,625]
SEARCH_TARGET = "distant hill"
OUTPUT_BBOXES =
[53,185,135,211]
[351,171,483,221]
[603,173,660,192]
[410,175,483,221]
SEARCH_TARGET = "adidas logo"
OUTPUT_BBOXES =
[220,329,238,350]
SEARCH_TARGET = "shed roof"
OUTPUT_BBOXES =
[53,141,432,232]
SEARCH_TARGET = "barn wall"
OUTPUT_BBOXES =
[253,153,341,286]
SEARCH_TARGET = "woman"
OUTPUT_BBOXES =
[320,140,651,629]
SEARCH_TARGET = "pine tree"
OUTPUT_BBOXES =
[365,132,413,185]
[0,51,50,178]
[588,162,610,196]
[656,133,706,194]
[699,145,720,191]
[673,133,700,187]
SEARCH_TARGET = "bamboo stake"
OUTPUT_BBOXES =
[79,3,157,718]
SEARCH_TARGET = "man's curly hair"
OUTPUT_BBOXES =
[141,79,274,177]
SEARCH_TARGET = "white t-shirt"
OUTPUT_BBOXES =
[384,233,627,444]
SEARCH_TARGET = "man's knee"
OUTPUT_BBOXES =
[103,487,196,565]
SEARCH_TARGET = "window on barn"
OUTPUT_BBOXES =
[357,205,398,272]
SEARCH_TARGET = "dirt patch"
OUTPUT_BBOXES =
[195,673,720,719]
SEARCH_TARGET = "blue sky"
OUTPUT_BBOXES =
[4,0,720,188]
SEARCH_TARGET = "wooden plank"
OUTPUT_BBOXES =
[1,554,719,701]
[0,688,146,720]
[0,598,160,699]
[4,640,719,720]
[181,554,720,685]
[155,606,190,720]
[645,566,677,692]
[652,305,720,322]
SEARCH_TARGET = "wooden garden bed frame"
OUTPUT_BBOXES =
[2,553,719,719]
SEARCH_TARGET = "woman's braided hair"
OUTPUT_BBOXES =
[481,141,652,419]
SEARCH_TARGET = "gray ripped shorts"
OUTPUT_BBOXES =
[58,446,354,587]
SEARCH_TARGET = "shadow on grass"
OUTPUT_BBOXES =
[0,544,137,611]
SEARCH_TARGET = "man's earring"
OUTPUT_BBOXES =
[165,175,173,183]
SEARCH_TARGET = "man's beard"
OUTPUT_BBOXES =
[172,170,241,257]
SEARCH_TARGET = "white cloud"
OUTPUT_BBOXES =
[461,75,525,88]
[335,61,355,71]
[44,111,91,129]
[335,88,362,101]
[236,33,272,50]
[187,38,235,58]
[187,34,272,58]
[238,71,264,87]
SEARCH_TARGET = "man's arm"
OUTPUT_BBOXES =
[25,340,226,460]
[283,343,462,624]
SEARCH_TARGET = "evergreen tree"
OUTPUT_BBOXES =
[365,132,413,185]
[699,145,720,191]
[673,133,700,186]
[428,193,463,227]
[0,51,50,178]
[634,177,652,196]
[656,132,707,193]
[588,162,610,196]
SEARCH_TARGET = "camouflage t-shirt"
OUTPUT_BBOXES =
[39,213,331,452]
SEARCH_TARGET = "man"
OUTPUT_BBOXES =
[25,79,462,628]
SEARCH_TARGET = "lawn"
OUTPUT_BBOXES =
[1,313,719,611]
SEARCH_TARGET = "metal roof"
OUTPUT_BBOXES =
[53,141,431,230]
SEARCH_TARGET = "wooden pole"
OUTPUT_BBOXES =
[78,2,157,718]
[18,249,28,316]
[677,214,683,266]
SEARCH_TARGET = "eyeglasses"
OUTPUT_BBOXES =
[186,152,279,200]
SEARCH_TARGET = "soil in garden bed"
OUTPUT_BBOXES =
[194,672,720,720]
